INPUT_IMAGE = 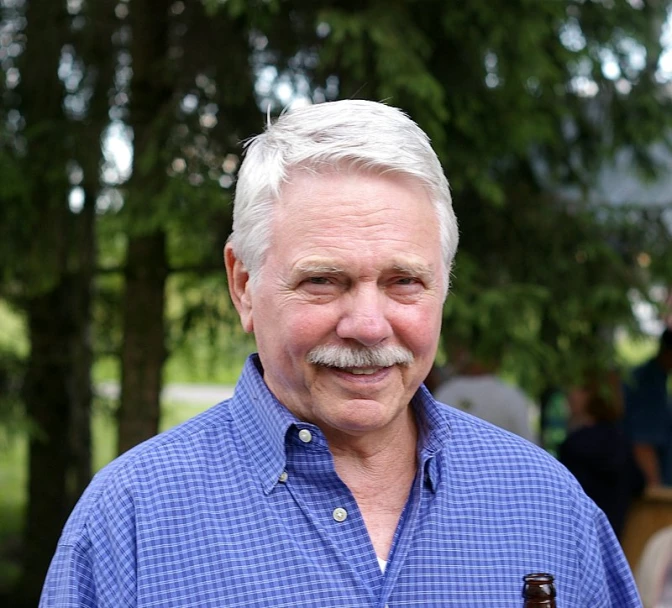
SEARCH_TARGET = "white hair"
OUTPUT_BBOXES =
[228,100,458,293]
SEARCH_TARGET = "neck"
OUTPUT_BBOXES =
[328,404,418,475]
[328,406,419,561]
[569,411,596,430]
[328,404,419,513]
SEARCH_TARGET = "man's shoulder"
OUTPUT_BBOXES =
[114,398,234,469]
[441,404,570,480]
[438,404,598,535]
[59,400,236,543]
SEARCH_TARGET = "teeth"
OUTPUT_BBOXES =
[346,367,379,375]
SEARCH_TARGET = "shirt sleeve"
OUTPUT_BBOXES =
[40,467,139,608]
[40,541,97,608]
[577,502,643,607]
[597,512,643,606]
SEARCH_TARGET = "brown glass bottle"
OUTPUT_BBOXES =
[522,573,556,607]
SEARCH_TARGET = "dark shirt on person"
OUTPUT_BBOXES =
[559,422,645,538]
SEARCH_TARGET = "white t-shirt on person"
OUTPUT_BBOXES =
[434,375,537,444]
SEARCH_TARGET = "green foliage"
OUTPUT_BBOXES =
[90,272,254,386]
[0,434,25,594]
[91,272,124,365]
[2,0,671,448]
[320,4,448,148]
[441,187,664,394]
[0,300,28,449]
[204,0,282,19]
[164,273,255,384]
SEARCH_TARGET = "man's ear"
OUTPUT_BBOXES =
[224,243,254,333]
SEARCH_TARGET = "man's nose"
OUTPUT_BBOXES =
[335,285,393,347]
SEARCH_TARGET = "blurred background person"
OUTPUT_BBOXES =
[623,328,672,488]
[434,348,538,443]
[559,368,645,540]
[635,524,672,608]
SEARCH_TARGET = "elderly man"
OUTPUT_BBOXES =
[41,100,640,606]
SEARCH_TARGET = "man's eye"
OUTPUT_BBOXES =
[308,277,331,285]
[396,277,419,285]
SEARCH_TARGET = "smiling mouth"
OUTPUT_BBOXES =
[344,367,383,375]
[319,365,389,376]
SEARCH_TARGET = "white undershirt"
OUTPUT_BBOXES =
[378,560,390,608]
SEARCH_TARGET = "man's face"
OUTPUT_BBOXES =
[226,169,445,443]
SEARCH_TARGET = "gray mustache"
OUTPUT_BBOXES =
[306,344,414,368]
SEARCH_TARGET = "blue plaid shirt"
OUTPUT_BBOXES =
[41,355,641,607]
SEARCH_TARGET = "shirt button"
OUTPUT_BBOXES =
[298,429,313,443]
[278,471,288,483]
[332,507,348,522]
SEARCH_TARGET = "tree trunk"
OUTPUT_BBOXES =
[14,268,93,605]
[8,1,95,604]
[118,233,168,453]
[116,0,173,454]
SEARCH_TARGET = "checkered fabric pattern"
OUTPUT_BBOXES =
[41,355,641,607]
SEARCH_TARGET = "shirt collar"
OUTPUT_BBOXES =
[412,384,452,492]
[229,355,299,494]
[230,354,453,494]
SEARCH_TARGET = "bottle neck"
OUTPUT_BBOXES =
[522,573,556,607]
